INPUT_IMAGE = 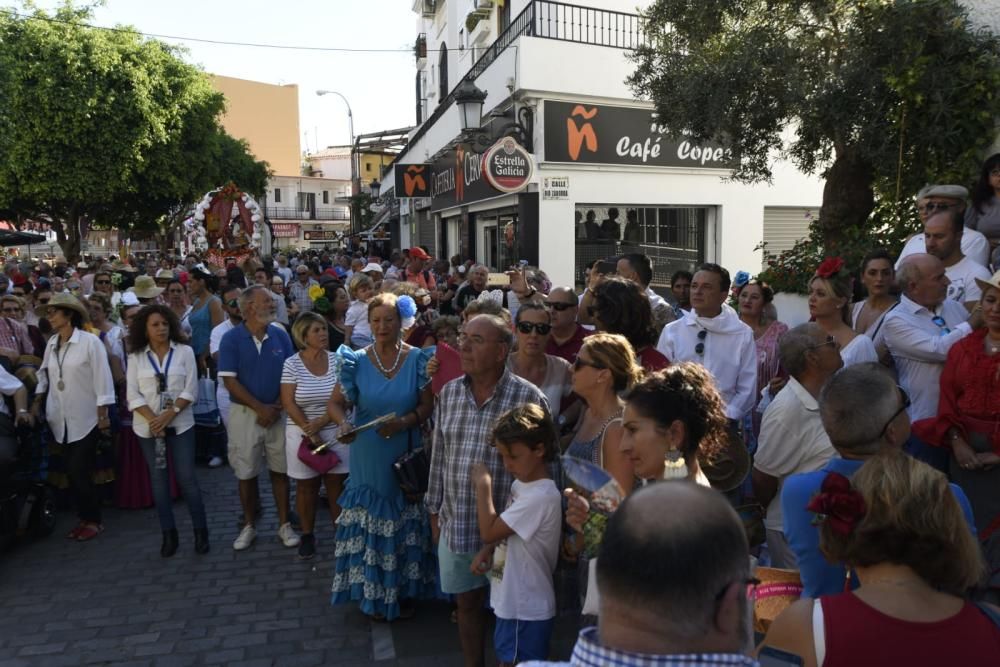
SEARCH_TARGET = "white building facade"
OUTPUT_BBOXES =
[392,0,827,289]
[262,175,352,250]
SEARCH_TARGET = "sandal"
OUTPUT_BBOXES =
[76,523,105,542]
[66,523,85,540]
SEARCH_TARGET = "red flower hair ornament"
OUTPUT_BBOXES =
[815,257,846,279]
[806,472,866,537]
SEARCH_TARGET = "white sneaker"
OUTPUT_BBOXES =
[208,456,224,468]
[233,524,257,551]
[278,522,300,548]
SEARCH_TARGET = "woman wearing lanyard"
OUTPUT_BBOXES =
[31,293,115,542]
[126,304,208,557]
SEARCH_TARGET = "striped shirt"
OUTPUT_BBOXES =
[522,627,759,666]
[280,351,340,422]
[426,370,550,554]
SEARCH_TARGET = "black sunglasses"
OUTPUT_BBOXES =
[226,299,240,308]
[516,321,552,335]
[573,357,605,371]
[548,302,576,312]
[695,329,707,355]
[878,385,911,438]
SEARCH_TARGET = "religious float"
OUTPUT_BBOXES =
[183,183,270,265]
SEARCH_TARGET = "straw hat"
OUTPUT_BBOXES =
[752,567,803,634]
[111,260,138,273]
[155,269,175,282]
[129,275,165,299]
[974,269,1000,296]
[34,292,89,320]
[699,429,752,492]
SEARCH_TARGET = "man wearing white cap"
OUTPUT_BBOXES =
[896,185,990,268]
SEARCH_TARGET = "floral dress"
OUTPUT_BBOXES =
[330,345,438,620]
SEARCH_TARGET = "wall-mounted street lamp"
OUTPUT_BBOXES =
[454,80,534,152]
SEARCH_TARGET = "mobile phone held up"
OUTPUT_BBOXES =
[487,273,510,287]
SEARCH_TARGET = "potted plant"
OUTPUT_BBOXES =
[466,11,486,33]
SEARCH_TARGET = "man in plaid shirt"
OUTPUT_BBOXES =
[426,314,550,667]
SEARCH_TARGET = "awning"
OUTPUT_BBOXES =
[0,230,47,247]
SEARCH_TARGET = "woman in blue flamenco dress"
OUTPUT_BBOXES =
[327,293,437,621]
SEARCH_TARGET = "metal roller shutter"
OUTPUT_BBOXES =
[761,207,818,268]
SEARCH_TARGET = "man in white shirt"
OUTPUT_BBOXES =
[656,263,757,423]
[896,184,990,268]
[752,323,840,568]
[274,254,292,285]
[883,254,981,470]
[922,208,992,311]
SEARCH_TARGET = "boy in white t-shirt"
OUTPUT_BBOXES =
[470,404,562,666]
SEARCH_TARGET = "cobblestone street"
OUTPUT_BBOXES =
[0,467,576,666]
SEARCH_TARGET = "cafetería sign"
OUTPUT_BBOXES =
[482,137,533,193]
[544,100,730,169]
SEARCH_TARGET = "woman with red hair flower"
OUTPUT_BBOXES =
[809,257,877,367]
[760,452,1000,666]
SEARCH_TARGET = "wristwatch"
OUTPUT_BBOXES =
[172,405,182,414]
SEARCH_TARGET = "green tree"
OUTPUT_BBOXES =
[629,0,1000,250]
[0,3,268,260]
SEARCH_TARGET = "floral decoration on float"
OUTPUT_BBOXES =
[183,182,264,266]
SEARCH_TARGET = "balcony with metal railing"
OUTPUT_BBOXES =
[264,207,350,221]
[408,0,646,149]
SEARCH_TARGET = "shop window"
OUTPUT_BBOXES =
[574,204,708,288]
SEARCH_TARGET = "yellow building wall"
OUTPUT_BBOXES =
[358,152,393,182]
[211,75,301,177]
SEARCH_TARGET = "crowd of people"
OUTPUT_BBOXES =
[2,161,1000,665]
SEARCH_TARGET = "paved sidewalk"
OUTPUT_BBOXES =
[0,467,578,666]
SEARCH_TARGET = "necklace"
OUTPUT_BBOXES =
[370,341,403,377]
[986,336,1000,354]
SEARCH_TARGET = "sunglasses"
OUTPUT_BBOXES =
[931,315,951,335]
[918,202,957,215]
[2,307,20,314]
[36,298,50,305]
[695,329,707,355]
[572,356,605,371]
[225,299,240,308]
[878,386,911,438]
[516,321,552,335]
[808,335,840,350]
[548,302,576,312]
[95,279,111,285]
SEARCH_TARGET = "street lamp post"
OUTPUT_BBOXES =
[316,89,359,234]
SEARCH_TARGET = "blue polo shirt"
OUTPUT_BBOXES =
[782,456,976,598]
[217,323,294,406]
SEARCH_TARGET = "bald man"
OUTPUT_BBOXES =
[544,286,590,362]
[523,483,755,665]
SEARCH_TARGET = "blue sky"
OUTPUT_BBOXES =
[30,0,419,153]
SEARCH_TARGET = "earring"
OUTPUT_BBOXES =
[663,447,687,480]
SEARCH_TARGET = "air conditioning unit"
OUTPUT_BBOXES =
[477,0,494,8]
[420,0,436,17]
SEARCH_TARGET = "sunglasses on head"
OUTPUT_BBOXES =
[918,202,957,215]
[548,302,576,312]
[516,321,552,335]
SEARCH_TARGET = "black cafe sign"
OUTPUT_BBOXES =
[544,100,730,169]
[424,140,534,212]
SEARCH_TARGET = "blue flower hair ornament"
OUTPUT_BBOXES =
[733,270,751,288]
[397,295,417,320]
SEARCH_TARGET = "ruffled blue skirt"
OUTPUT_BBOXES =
[330,484,438,620]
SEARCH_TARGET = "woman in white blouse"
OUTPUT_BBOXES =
[280,312,346,561]
[809,264,878,367]
[31,293,115,542]
[126,305,208,558]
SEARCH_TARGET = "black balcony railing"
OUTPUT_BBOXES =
[407,0,645,149]
[532,1,645,49]
[264,207,350,221]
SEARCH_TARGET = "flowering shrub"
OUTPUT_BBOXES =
[756,203,920,295]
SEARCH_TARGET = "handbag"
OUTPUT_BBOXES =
[296,435,341,475]
[393,428,430,498]
[192,377,220,427]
